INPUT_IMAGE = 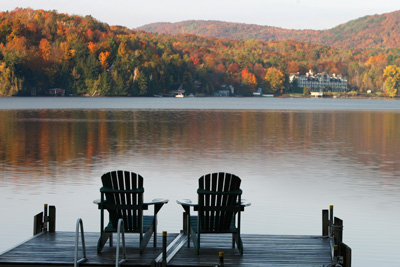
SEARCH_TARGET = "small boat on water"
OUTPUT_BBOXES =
[175,93,184,98]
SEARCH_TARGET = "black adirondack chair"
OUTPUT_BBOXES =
[96,170,168,254]
[177,172,249,255]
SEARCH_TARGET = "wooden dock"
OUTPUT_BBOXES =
[0,205,351,266]
[0,231,333,266]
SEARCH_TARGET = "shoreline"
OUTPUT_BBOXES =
[0,92,398,99]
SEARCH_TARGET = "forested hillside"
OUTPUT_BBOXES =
[139,11,400,50]
[1,8,400,97]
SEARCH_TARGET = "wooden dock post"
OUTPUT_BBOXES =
[332,216,352,267]
[33,204,56,235]
[340,243,352,267]
[322,205,351,267]
[33,211,43,235]
[333,217,343,245]
[322,209,329,236]
[43,204,48,232]
[49,205,56,232]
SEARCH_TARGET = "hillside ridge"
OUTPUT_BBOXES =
[137,11,400,49]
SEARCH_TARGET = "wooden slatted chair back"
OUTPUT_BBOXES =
[197,172,242,233]
[101,170,144,232]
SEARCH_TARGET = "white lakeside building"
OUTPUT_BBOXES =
[290,70,347,92]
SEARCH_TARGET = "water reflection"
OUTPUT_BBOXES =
[0,108,400,266]
[1,110,399,180]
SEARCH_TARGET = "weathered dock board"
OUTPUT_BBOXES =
[0,231,177,267]
[168,234,332,266]
[0,231,332,266]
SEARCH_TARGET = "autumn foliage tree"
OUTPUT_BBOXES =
[383,65,400,97]
[241,68,257,91]
[265,67,285,93]
[39,38,51,61]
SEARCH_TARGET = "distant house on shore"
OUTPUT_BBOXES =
[290,70,347,93]
[46,88,65,96]
[213,84,234,96]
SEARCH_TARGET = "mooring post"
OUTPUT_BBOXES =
[49,205,56,233]
[333,217,343,245]
[219,251,224,267]
[162,231,167,267]
[322,209,329,236]
[33,211,43,235]
[329,205,334,236]
[340,242,352,267]
[33,204,56,235]
[325,206,351,267]
[43,204,48,232]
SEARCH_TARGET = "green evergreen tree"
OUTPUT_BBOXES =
[99,70,113,95]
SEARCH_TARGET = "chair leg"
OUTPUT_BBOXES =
[237,234,243,255]
[232,233,243,255]
[140,224,155,254]
[97,232,112,253]
[153,216,157,248]
[186,214,192,248]
[196,233,200,255]
[189,227,199,253]
[187,229,190,248]
[238,238,243,255]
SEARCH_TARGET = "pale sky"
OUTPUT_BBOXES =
[2,0,400,30]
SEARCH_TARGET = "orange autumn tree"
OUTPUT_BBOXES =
[241,68,257,91]
[98,51,110,70]
[189,55,201,66]
[88,42,98,54]
[39,38,51,61]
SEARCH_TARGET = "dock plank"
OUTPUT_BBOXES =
[0,232,332,266]
[169,234,332,266]
[0,231,175,266]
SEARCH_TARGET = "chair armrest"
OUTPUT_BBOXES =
[144,198,169,214]
[176,199,197,206]
[240,199,251,207]
[145,198,169,205]
[177,199,198,213]
[93,199,107,209]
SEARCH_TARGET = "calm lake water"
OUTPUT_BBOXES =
[0,97,399,266]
